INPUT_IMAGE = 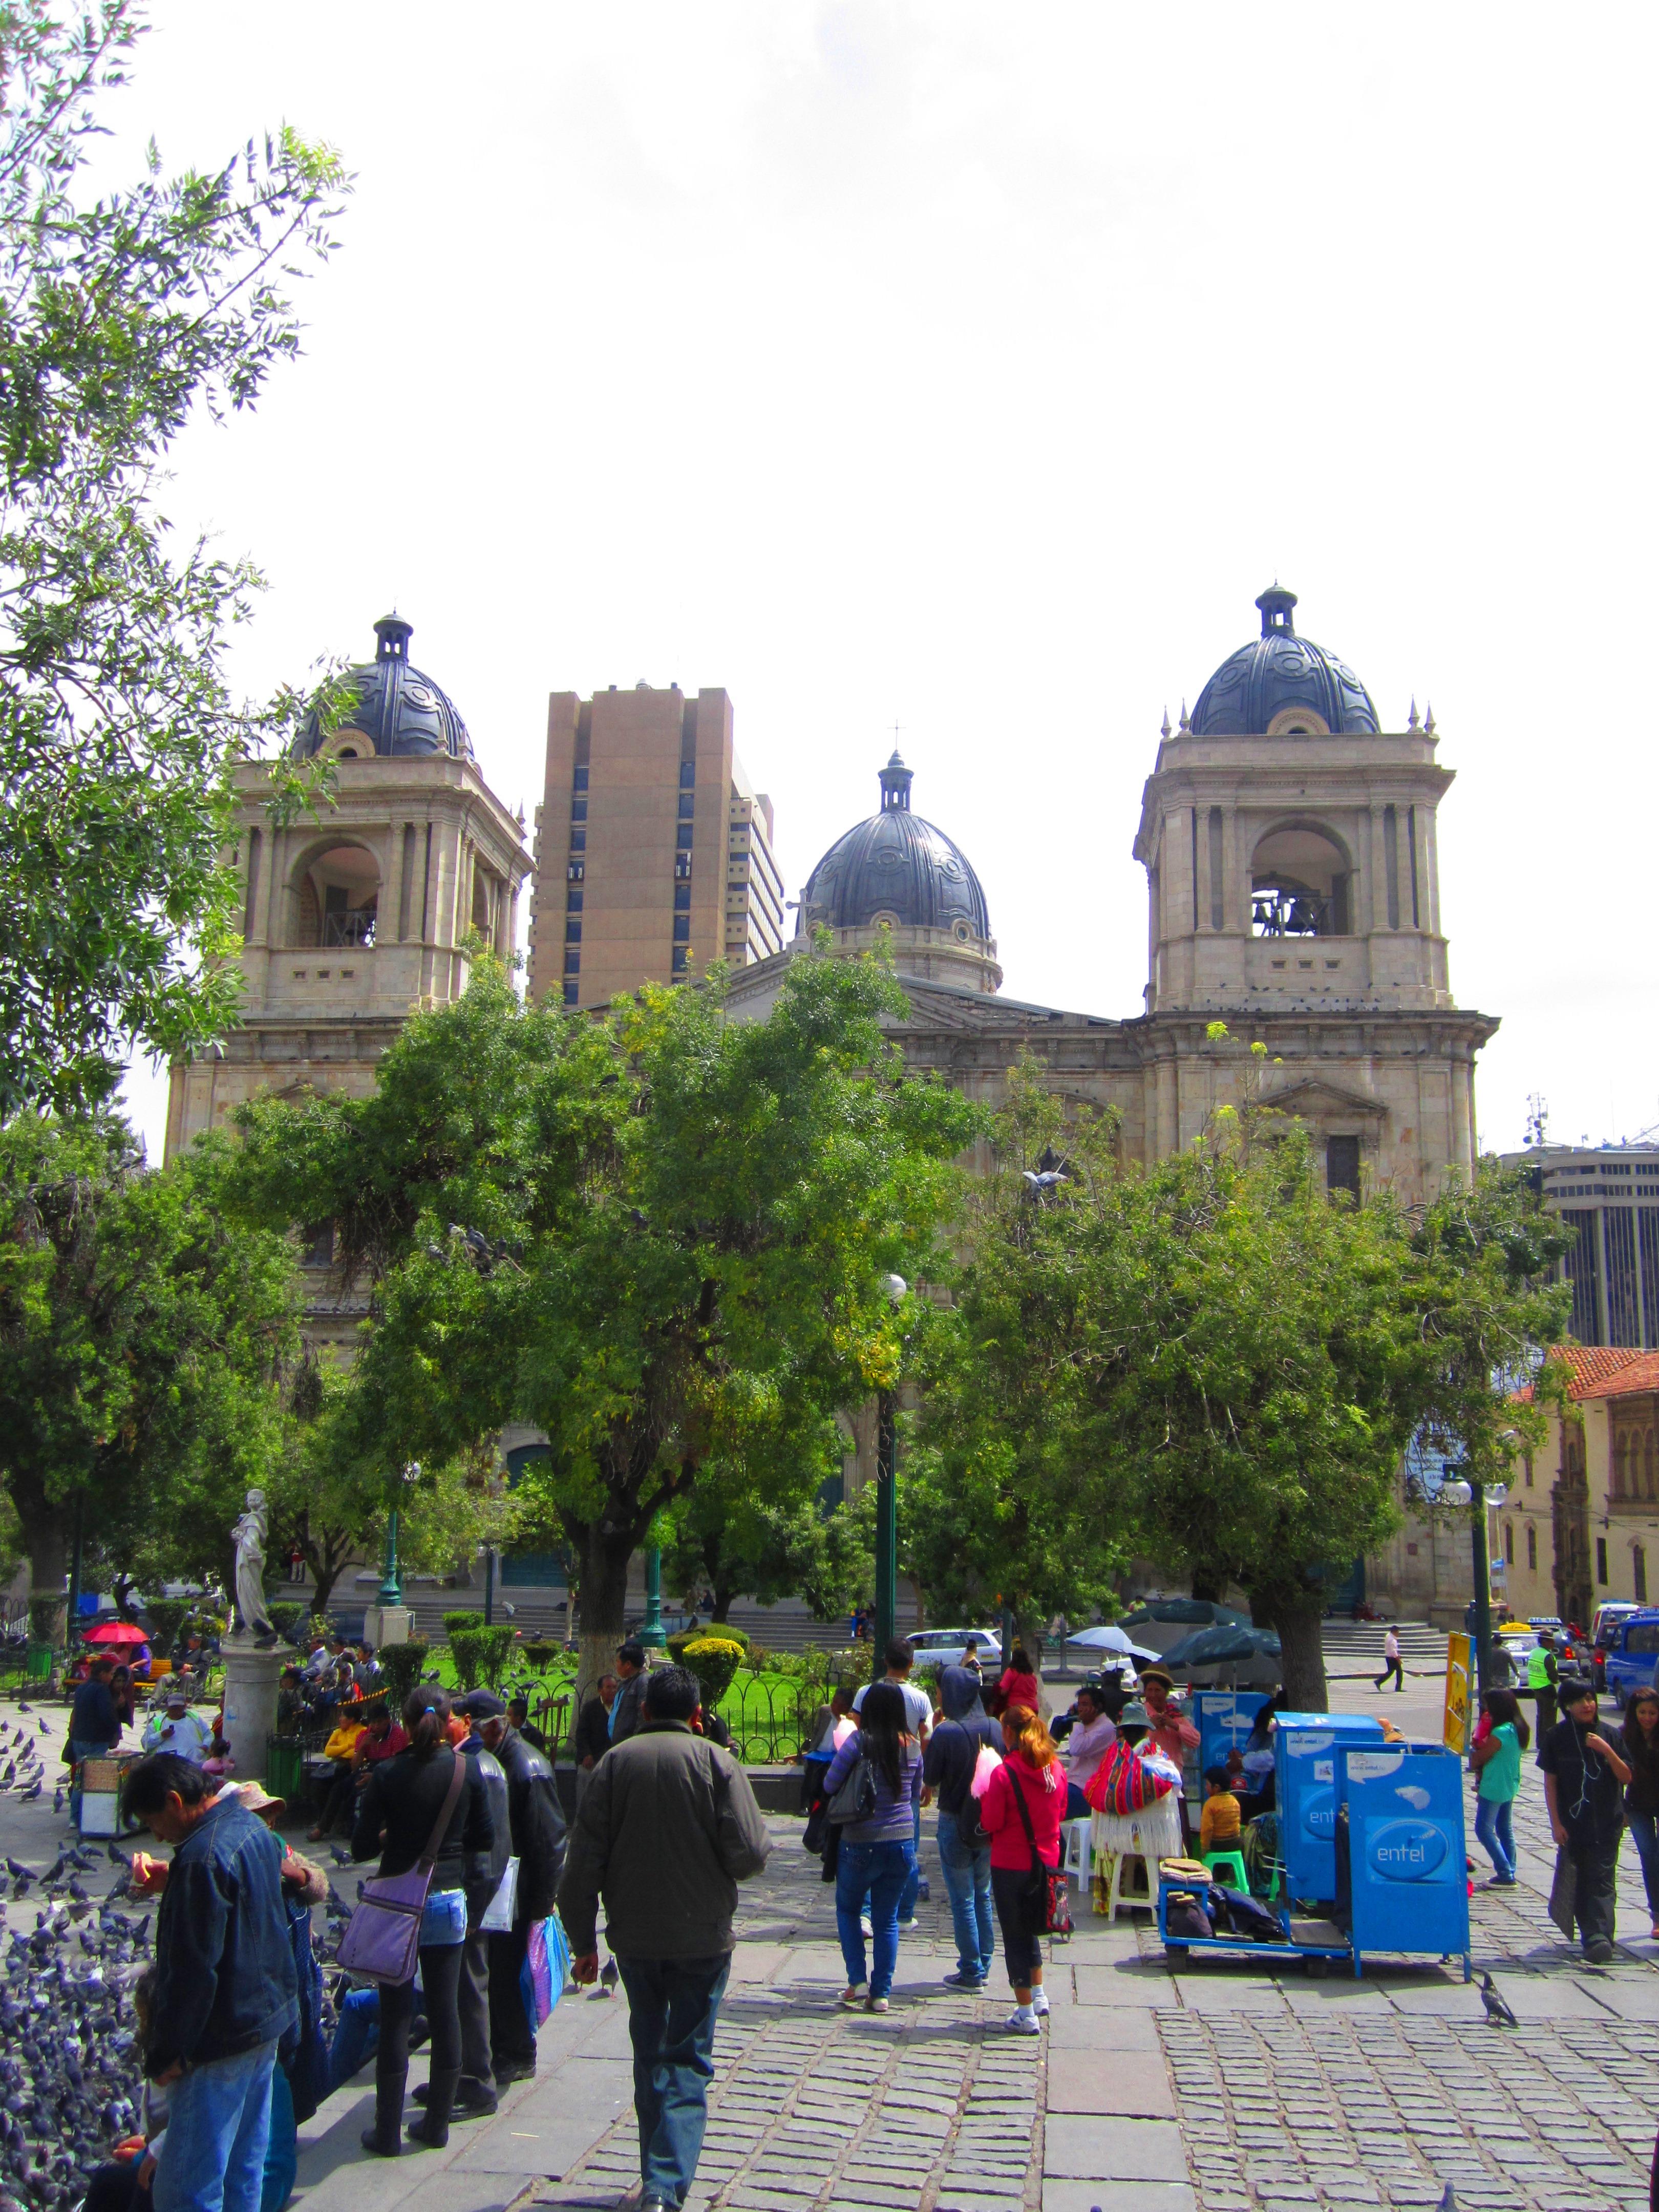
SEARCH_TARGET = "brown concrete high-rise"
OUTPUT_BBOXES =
[527,683,783,1010]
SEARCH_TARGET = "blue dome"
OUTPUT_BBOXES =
[798,754,990,939]
[293,615,473,761]
[1190,586,1378,737]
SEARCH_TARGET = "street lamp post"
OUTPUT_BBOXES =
[640,1546,666,1649]
[873,1274,907,1660]
[378,1462,419,1608]
[1441,1468,1507,1708]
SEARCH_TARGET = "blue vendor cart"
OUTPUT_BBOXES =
[1336,1740,1471,1981]
[1275,1711,1387,1905]
[1192,1690,1270,1780]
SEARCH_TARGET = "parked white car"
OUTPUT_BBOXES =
[907,1627,1004,1671]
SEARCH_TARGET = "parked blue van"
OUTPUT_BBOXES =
[1602,1608,1659,1708]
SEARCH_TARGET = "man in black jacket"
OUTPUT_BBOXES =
[609,1643,648,1746]
[120,1753,297,2212]
[467,1690,569,2084]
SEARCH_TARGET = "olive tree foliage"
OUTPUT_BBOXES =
[0,1111,306,1639]
[228,950,979,1689]
[918,1057,1572,1709]
[0,2,349,1119]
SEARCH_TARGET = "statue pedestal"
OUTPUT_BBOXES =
[221,1639,287,1784]
[364,1605,413,1648]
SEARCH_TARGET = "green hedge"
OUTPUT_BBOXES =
[378,1639,430,1707]
[669,1623,748,1662]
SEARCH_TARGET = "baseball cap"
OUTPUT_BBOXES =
[458,1689,507,1719]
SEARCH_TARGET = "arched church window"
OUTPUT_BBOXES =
[294,843,380,949]
[1251,823,1351,938]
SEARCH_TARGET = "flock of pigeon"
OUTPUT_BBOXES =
[0,1711,59,1818]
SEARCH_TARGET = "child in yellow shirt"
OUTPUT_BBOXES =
[1199,1765,1242,1856]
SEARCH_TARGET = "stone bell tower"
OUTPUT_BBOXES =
[1135,585,1455,1018]
[164,614,529,1190]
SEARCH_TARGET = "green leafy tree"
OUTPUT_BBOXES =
[0,2,349,1117]
[920,1066,1571,1709]
[661,1466,874,1626]
[0,1112,305,1639]
[228,950,979,1688]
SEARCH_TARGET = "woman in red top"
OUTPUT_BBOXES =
[992,1645,1041,1717]
[980,1704,1065,2035]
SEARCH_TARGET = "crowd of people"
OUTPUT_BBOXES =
[70,1608,1659,2212]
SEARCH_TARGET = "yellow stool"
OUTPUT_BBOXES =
[1203,1847,1250,1891]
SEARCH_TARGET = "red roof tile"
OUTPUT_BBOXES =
[1514,1347,1651,1405]
[1575,1349,1659,1401]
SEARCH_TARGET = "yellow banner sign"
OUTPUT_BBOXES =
[1443,1631,1473,1756]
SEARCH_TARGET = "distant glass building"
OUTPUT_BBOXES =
[1505,1143,1659,1349]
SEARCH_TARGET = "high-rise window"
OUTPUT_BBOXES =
[671,945,689,974]
[563,980,579,1007]
[1562,1210,1600,1342]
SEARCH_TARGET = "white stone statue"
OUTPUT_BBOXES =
[231,1488,278,1645]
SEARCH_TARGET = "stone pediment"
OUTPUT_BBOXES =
[1257,1076,1387,1121]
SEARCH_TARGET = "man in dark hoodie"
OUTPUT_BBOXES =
[923,1666,1003,1991]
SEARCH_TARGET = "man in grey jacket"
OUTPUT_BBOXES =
[559,1665,769,2212]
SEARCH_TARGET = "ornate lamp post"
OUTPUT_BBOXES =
[378,1461,420,1607]
[1440,1469,1508,1705]
[873,1273,908,1660]
[640,1546,666,1650]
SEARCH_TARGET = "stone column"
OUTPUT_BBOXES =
[220,1638,289,1785]
[363,1603,413,1648]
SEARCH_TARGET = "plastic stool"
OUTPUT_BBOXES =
[1203,1847,1250,1891]
[1103,1851,1153,1920]
[1061,1818,1092,1885]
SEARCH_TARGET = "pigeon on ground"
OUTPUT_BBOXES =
[1478,1972,1517,2028]
[36,1719,47,1736]
[598,1958,619,1995]
[18,1782,40,1802]
[1438,2188,1456,2212]
[52,1787,63,1815]
[4,1862,28,1883]
[104,1844,130,1868]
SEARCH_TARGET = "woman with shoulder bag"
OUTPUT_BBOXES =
[821,1681,923,2015]
[351,1687,495,2156]
[980,1704,1065,2036]
[1620,1686,1659,1938]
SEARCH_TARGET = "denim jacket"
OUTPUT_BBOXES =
[148,1798,298,2079]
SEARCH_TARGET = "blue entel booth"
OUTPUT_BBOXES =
[1191,1690,1270,1781]
[1275,1711,1387,1904]
[1336,1741,1470,1980]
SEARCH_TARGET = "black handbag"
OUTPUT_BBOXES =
[1007,1759,1073,1936]
[826,1739,878,1825]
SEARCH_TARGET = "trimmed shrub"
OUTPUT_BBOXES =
[740,1644,771,1678]
[678,1636,747,1711]
[378,1639,431,1706]
[448,1623,518,1690]
[142,1599,192,1651]
[521,1640,562,1671]
[668,1622,748,1662]
[267,1602,309,1647]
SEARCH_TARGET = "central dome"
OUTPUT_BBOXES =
[798,753,990,940]
[1191,586,1379,737]
[293,615,474,761]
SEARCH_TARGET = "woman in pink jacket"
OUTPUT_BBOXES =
[980,1704,1065,2035]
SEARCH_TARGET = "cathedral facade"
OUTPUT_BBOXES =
[725,585,1498,1616]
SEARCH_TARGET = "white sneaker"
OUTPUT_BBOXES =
[1031,1989,1050,2017]
[860,1918,873,1937]
[896,1917,918,1931]
[839,1983,868,2009]
[1005,2007,1041,2036]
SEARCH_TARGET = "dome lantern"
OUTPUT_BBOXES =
[1190,585,1378,738]
[293,613,474,762]
[878,750,914,812]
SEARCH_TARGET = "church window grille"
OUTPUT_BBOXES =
[398,824,417,939]
[1637,1545,1648,1603]
[1504,1521,1514,1563]
[1326,1135,1360,1201]
[1527,1522,1537,1571]
[1598,1537,1609,1585]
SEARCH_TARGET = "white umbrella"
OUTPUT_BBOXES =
[1065,1625,1161,1664]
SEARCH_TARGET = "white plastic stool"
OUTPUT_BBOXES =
[1062,1817,1093,1885]
[1103,1850,1153,1920]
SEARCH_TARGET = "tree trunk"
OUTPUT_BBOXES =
[711,1578,738,1624]
[1189,1567,1225,1604]
[27,1517,66,1647]
[576,1524,635,1702]
[1256,1585,1328,1711]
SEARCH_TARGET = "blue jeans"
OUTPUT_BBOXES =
[1627,1809,1659,1921]
[614,1954,731,2209]
[153,2040,277,2212]
[836,1837,916,1998]
[1474,1795,1516,1882]
[935,1811,993,1982]
[900,1801,922,1922]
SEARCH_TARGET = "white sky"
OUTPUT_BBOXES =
[116,3,1658,1161]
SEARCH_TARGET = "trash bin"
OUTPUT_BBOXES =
[1338,1740,1469,1977]
[1274,1711,1387,1905]
[1192,1690,1270,1780]
[25,1643,54,1683]
[266,1736,305,1807]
